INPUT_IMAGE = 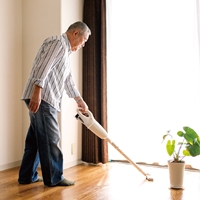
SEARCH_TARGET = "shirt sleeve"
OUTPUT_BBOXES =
[31,37,64,88]
[64,71,81,98]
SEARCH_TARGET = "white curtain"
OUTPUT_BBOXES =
[107,0,200,168]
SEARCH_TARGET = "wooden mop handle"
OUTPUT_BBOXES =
[106,138,147,177]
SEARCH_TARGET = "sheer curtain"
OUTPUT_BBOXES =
[107,0,200,168]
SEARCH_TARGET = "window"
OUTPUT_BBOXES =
[107,0,200,168]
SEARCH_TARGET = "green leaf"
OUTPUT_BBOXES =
[187,143,200,157]
[177,131,184,137]
[166,140,175,156]
[193,138,200,146]
[162,131,172,142]
[177,142,184,146]
[162,134,167,142]
[183,127,199,144]
[183,149,190,156]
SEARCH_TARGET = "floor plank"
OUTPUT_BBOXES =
[0,162,200,200]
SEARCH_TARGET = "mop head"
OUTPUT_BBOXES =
[145,174,153,181]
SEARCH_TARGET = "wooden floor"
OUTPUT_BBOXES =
[0,162,200,200]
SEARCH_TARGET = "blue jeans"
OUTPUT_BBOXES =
[18,100,64,186]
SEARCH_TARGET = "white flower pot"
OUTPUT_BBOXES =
[168,160,185,189]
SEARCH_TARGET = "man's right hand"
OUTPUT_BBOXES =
[29,85,42,113]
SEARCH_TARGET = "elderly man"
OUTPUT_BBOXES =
[18,21,91,187]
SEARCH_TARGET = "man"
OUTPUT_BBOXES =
[18,21,91,187]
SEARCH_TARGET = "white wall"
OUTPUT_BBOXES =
[0,0,23,170]
[0,0,84,171]
[60,0,84,168]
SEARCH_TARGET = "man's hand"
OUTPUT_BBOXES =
[74,96,88,113]
[29,85,42,113]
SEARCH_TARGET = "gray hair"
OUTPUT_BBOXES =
[67,21,91,35]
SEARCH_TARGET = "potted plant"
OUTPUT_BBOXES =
[162,126,200,189]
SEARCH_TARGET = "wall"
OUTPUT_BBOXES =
[0,0,84,171]
[60,0,84,168]
[0,0,23,170]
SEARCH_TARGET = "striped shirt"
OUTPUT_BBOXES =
[21,33,80,111]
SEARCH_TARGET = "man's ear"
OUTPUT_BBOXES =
[73,30,79,37]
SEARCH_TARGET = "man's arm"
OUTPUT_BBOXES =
[29,85,42,113]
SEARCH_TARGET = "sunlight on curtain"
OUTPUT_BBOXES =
[107,0,200,168]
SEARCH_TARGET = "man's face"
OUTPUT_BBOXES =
[70,30,89,52]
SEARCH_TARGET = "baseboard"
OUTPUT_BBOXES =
[0,160,21,171]
[0,159,83,172]
[63,159,83,169]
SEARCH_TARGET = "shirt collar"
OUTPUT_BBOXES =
[62,33,72,54]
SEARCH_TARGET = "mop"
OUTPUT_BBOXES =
[75,109,153,181]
